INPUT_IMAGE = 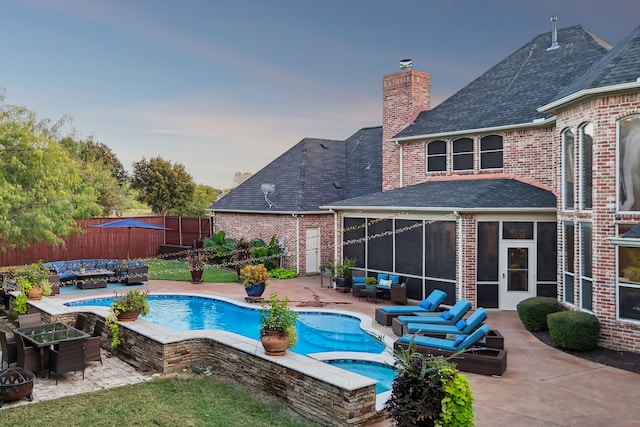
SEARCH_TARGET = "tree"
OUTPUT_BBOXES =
[171,184,221,216]
[60,137,125,216]
[131,156,195,215]
[232,171,252,188]
[0,95,102,252]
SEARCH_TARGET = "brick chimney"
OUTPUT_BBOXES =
[382,60,430,190]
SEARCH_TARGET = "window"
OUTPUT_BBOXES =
[452,138,473,171]
[477,222,499,281]
[502,222,533,239]
[617,224,640,321]
[562,129,575,210]
[480,135,503,169]
[579,123,593,210]
[563,221,575,305]
[618,115,640,211]
[580,223,593,311]
[427,140,446,172]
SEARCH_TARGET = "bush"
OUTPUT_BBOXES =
[547,311,600,351]
[270,267,297,279]
[516,297,559,331]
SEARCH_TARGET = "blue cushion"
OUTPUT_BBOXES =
[377,273,389,281]
[419,300,432,310]
[453,334,467,347]
[440,311,453,320]
[456,319,467,331]
[353,276,366,283]
[389,274,400,284]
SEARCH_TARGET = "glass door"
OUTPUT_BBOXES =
[500,242,536,310]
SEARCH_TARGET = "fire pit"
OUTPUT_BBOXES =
[0,367,35,407]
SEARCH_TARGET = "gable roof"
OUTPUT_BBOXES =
[210,138,345,213]
[394,26,610,140]
[544,25,640,107]
[344,126,382,198]
[322,178,556,211]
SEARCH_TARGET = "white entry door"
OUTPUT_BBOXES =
[499,241,536,310]
[305,227,320,273]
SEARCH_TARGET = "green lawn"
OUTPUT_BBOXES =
[146,259,237,283]
[1,375,320,427]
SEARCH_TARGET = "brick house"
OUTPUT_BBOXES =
[212,24,640,351]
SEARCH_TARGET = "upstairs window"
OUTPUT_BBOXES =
[579,123,593,210]
[562,129,575,210]
[480,135,503,169]
[427,140,446,172]
[618,115,640,211]
[452,138,473,171]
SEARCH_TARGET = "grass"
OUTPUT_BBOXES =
[146,259,237,283]
[1,374,320,427]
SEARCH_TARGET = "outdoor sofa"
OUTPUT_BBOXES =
[42,259,148,285]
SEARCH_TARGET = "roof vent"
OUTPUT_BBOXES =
[400,59,412,70]
[320,143,329,149]
[547,16,559,51]
[333,181,342,189]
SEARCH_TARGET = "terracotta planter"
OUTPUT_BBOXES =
[260,329,289,356]
[245,282,266,297]
[190,268,204,283]
[27,287,43,300]
[116,310,140,322]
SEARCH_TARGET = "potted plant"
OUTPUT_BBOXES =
[187,248,207,283]
[334,258,356,291]
[106,289,149,346]
[259,292,299,356]
[240,264,269,297]
[364,276,378,291]
[11,262,52,315]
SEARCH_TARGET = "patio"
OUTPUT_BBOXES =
[2,275,640,426]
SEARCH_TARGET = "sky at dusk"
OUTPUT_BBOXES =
[2,0,638,189]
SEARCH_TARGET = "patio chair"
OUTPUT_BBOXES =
[85,320,104,365]
[1,330,17,368]
[394,324,507,376]
[18,313,42,328]
[374,289,447,326]
[15,334,40,373]
[405,308,487,336]
[49,338,86,384]
[392,300,472,336]
[74,313,88,332]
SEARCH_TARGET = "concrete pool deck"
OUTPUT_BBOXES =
[4,275,640,426]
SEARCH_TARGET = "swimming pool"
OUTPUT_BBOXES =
[326,360,397,394]
[66,294,386,356]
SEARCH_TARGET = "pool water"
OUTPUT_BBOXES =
[67,295,386,356]
[326,360,397,393]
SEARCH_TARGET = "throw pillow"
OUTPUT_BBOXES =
[378,279,392,289]
[440,311,453,320]
[377,273,389,281]
[389,274,400,284]
[353,276,366,283]
[419,300,432,310]
[453,334,467,347]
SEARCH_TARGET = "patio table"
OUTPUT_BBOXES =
[74,269,114,289]
[15,323,89,374]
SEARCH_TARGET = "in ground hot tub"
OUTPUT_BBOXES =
[0,367,35,407]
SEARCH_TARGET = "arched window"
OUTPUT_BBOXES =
[618,114,640,211]
[426,140,446,172]
[562,128,575,210]
[480,135,503,169]
[578,123,593,210]
[452,138,473,171]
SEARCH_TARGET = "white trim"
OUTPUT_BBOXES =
[391,117,556,144]
[538,81,640,112]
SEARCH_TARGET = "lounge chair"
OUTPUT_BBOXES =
[405,308,487,336]
[394,324,507,376]
[374,289,447,326]
[392,300,472,336]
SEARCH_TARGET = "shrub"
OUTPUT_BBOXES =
[269,267,297,279]
[516,297,559,331]
[385,343,473,426]
[547,311,600,351]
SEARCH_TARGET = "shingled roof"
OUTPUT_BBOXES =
[209,127,382,213]
[548,25,640,103]
[323,178,556,211]
[394,26,610,139]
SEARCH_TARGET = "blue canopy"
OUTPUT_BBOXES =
[92,218,170,258]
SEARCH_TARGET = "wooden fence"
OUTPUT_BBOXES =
[0,216,214,266]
